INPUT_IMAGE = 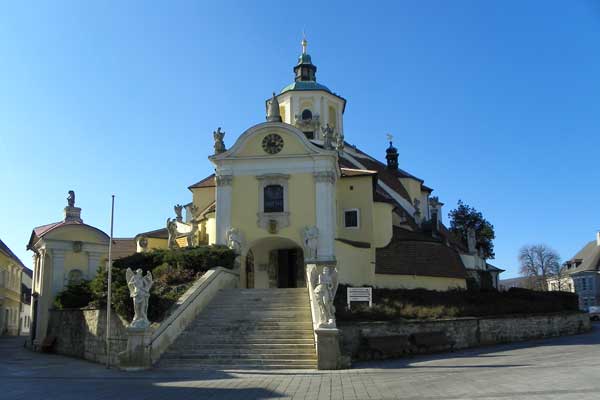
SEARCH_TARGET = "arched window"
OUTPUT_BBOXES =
[264,185,284,213]
[301,109,312,121]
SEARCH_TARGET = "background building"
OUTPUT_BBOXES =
[27,194,109,348]
[0,238,25,336]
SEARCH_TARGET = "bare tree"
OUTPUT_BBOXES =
[518,244,561,291]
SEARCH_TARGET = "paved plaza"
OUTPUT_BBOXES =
[1,323,599,400]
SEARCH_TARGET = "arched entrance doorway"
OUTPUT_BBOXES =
[245,237,305,289]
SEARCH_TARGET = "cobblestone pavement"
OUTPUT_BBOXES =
[1,323,599,400]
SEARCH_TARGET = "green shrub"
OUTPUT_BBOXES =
[88,245,232,322]
[335,284,579,322]
[54,281,93,309]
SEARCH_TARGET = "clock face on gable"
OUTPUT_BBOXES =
[262,133,284,154]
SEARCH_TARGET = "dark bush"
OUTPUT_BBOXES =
[335,284,580,322]
[88,245,234,322]
[54,281,93,309]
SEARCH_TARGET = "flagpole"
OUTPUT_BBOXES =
[106,195,115,368]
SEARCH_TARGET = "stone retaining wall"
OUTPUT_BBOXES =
[339,312,591,362]
[47,309,127,365]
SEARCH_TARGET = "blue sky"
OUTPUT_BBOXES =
[1,1,599,278]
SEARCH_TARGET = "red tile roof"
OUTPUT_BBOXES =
[375,227,467,279]
[28,220,109,249]
[111,238,137,260]
[188,174,216,190]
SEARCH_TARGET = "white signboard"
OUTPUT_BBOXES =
[347,287,372,309]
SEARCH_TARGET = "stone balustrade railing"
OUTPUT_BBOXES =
[119,266,239,370]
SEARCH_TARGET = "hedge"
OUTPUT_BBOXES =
[54,245,236,322]
[335,285,580,321]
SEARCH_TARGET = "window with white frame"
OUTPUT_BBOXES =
[344,209,360,229]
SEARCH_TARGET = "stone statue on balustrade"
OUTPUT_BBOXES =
[125,268,153,329]
[310,266,339,328]
[166,218,178,249]
[174,204,183,222]
[302,226,319,261]
[187,220,198,247]
[226,227,243,254]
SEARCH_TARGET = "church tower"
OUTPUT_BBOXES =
[267,38,346,141]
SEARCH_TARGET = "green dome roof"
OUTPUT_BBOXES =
[297,53,312,65]
[280,81,332,94]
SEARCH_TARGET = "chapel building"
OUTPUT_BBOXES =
[135,39,500,292]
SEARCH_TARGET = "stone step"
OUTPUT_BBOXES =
[159,358,317,366]
[198,310,312,317]
[187,322,313,329]
[158,287,316,370]
[170,343,315,351]
[176,338,315,345]
[180,324,313,338]
[158,361,316,370]
[206,303,310,308]
[210,299,309,306]
[221,288,308,292]
[162,352,317,360]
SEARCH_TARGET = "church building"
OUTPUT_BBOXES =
[135,39,497,292]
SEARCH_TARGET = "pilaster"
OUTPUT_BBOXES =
[87,251,104,279]
[51,248,66,296]
[313,171,337,262]
[215,174,233,245]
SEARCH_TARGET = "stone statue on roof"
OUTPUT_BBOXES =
[174,204,183,222]
[67,190,75,207]
[321,124,334,150]
[213,127,226,154]
[266,92,282,122]
[335,129,344,152]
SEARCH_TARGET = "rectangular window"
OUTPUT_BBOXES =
[264,185,284,213]
[344,209,359,228]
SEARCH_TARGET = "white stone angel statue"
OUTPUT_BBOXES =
[125,268,153,329]
[226,227,242,254]
[302,226,319,261]
[310,265,339,328]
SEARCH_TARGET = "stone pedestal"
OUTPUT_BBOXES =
[118,327,152,371]
[63,206,82,223]
[315,328,343,370]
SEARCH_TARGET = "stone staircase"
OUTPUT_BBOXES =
[158,288,317,370]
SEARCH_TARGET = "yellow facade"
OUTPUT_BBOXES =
[336,175,374,244]
[191,186,215,215]
[0,251,23,336]
[236,129,312,158]
[231,173,316,248]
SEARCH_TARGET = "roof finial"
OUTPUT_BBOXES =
[386,133,393,143]
[301,31,308,55]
